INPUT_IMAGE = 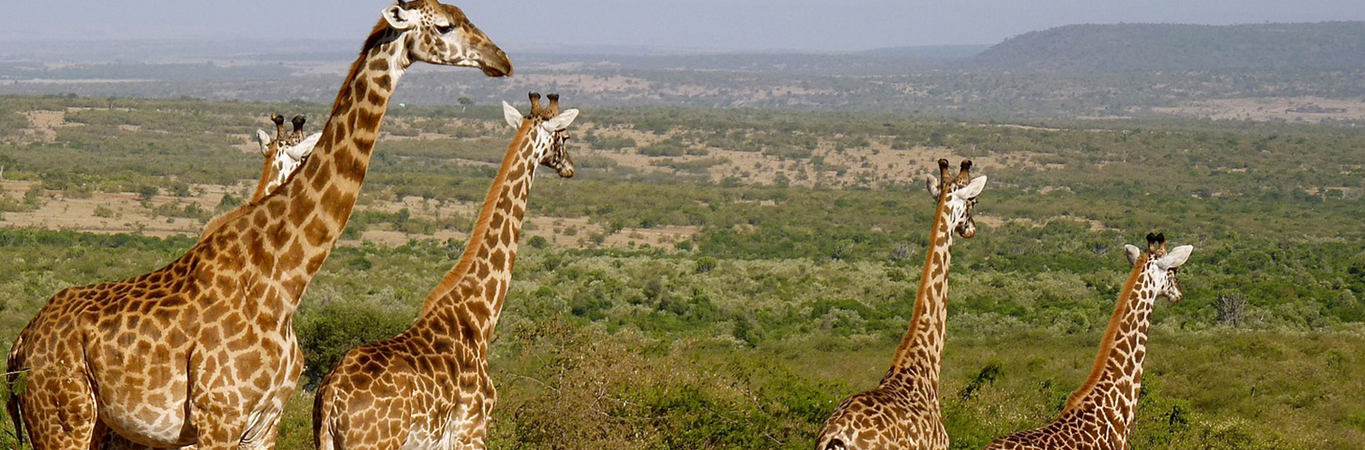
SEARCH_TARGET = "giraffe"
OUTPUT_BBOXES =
[94,114,321,450]
[199,114,321,239]
[312,92,576,450]
[984,233,1193,450]
[815,159,988,450]
[5,1,511,448]
[255,114,321,205]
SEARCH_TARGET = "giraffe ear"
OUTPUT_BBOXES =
[1124,244,1142,266]
[1157,245,1193,270]
[285,132,321,160]
[502,101,523,129]
[382,5,420,30]
[542,109,580,131]
[925,176,942,199]
[952,176,988,200]
[255,129,272,156]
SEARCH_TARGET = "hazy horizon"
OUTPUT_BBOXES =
[5,0,1365,54]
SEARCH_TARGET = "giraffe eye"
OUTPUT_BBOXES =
[435,24,455,34]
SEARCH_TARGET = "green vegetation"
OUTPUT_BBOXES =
[0,95,1361,448]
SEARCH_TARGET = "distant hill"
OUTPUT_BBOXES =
[970,22,1365,73]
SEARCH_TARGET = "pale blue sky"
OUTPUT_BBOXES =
[4,0,1365,52]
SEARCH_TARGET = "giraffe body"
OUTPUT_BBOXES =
[816,160,987,450]
[985,234,1192,450]
[313,94,577,450]
[6,2,510,448]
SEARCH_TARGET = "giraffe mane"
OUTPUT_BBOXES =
[330,19,400,122]
[889,183,952,370]
[1062,251,1149,414]
[424,117,536,310]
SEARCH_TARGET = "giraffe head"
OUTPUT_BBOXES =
[253,114,320,199]
[1124,232,1193,303]
[925,158,988,239]
[502,92,578,178]
[379,0,512,77]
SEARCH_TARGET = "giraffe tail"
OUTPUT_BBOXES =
[4,394,21,446]
[5,336,27,445]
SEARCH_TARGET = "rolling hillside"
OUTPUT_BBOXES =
[971,21,1365,73]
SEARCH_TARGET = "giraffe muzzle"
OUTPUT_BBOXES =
[478,47,513,77]
[957,218,977,239]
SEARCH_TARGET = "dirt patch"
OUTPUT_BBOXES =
[0,180,239,238]
[15,110,69,144]
[976,214,1113,232]
[509,74,653,94]
[1153,97,1365,123]
[2,179,693,251]
[577,130,1059,189]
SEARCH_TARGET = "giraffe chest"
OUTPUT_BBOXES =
[401,357,499,447]
[86,302,304,447]
[817,385,947,450]
[989,411,1127,450]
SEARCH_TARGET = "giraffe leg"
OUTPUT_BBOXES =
[184,384,250,450]
[17,368,100,450]
[459,394,493,450]
[98,433,191,450]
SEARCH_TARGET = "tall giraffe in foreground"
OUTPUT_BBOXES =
[984,233,1193,450]
[199,114,321,239]
[313,93,577,450]
[95,114,318,450]
[815,159,988,450]
[5,1,511,448]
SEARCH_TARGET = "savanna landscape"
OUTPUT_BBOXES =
[0,18,1363,450]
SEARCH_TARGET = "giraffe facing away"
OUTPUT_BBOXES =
[200,114,321,239]
[5,1,511,448]
[312,93,577,450]
[815,159,988,450]
[985,233,1192,450]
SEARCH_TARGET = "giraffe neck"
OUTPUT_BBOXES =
[1061,256,1155,436]
[200,151,284,239]
[884,196,955,389]
[419,120,543,345]
[225,22,407,303]
[250,151,278,203]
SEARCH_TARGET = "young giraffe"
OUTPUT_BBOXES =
[199,114,321,239]
[5,1,511,448]
[312,93,577,450]
[815,159,988,450]
[984,233,1193,450]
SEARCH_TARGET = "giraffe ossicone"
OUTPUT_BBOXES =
[6,1,510,448]
[984,233,1193,450]
[815,159,987,450]
[313,92,575,449]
